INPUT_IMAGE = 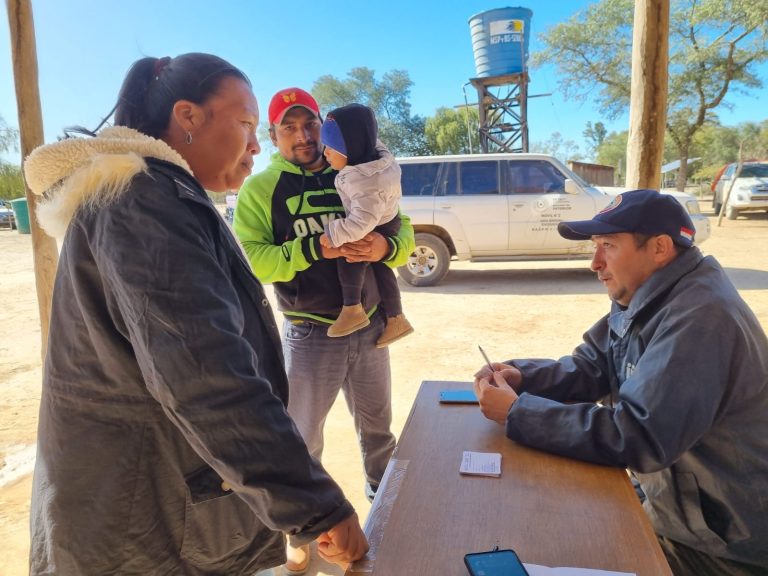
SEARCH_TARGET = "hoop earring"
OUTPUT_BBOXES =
[185,131,193,145]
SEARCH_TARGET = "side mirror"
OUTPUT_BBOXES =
[564,179,580,195]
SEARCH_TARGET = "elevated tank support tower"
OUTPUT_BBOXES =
[468,7,532,153]
[471,72,528,153]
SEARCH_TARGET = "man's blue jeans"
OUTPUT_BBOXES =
[282,312,397,491]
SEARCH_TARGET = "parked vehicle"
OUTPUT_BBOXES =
[0,200,16,230]
[712,161,768,220]
[397,153,710,286]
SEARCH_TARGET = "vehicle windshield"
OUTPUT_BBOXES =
[740,164,768,178]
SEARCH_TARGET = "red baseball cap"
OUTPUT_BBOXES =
[268,87,321,125]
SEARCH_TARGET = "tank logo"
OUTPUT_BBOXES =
[490,19,524,44]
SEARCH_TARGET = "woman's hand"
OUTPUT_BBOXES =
[316,513,369,566]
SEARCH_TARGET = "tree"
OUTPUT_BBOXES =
[534,0,768,190]
[595,130,629,184]
[424,106,479,154]
[691,119,768,178]
[0,115,23,201]
[0,162,24,201]
[312,67,429,156]
[530,132,584,163]
[0,114,19,155]
[583,121,608,160]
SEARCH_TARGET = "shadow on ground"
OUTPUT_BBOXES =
[721,267,768,290]
[399,263,768,296]
[399,267,600,296]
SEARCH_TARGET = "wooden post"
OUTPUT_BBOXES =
[625,0,670,190]
[7,0,59,361]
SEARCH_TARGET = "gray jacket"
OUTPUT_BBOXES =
[325,145,401,247]
[506,247,768,566]
[24,127,354,575]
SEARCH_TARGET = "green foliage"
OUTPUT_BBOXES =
[596,120,768,184]
[379,115,431,157]
[531,0,634,118]
[535,0,768,188]
[424,107,479,155]
[595,130,629,181]
[312,68,428,156]
[0,115,25,200]
[583,121,608,159]
[690,119,768,177]
[0,162,25,201]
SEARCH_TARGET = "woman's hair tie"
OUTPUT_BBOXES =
[153,56,171,79]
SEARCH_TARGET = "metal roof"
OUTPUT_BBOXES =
[660,158,701,173]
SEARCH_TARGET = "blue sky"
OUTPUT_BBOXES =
[2,0,767,173]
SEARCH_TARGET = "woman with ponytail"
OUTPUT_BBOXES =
[24,53,367,575]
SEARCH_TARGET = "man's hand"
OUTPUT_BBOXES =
[320,243,344,259]
[473,362,523,390]
[316,513,369,566]
[339,232,389,263]
[473,371,520,425]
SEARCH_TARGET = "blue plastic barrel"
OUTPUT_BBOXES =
[469,7,533,77]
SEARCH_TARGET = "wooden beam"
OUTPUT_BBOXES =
[7,0,59,360]
[625,0,670,190]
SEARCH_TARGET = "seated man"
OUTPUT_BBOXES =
[474,189,768,576]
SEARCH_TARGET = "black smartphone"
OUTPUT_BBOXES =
[439,389,478,404]
[464,549,530,576]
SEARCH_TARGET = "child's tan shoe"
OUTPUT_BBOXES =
[376,314,414,348]
[327,304,370,337]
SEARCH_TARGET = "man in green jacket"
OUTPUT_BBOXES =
[234,87,415,573]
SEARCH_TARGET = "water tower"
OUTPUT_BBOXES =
[468,7,532,153]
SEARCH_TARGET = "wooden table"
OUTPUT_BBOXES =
[347,380,671,575]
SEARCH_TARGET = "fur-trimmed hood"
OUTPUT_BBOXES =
[23,126,192,238]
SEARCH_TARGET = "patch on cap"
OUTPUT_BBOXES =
[268,87,320,125]
[598,194,622,214]
[680,227,694,243]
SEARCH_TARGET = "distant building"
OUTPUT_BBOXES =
[568,160,615,186]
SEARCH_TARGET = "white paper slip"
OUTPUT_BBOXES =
[459,451,501,477]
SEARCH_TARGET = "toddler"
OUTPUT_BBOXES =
[319,103,413,347]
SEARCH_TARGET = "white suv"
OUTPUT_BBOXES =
[397,153,710,286]
[712,161,768,220]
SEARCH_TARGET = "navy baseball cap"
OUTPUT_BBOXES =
[557,189,695,247]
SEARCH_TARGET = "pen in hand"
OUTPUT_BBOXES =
[478,345,495,373]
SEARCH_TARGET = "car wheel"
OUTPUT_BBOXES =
[397,233,450,287]
[726,205,739,220]
[713,200,722,216]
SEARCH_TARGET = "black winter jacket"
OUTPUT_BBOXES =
[24,127,353,575]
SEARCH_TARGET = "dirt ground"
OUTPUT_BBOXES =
[1,208,767,575]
